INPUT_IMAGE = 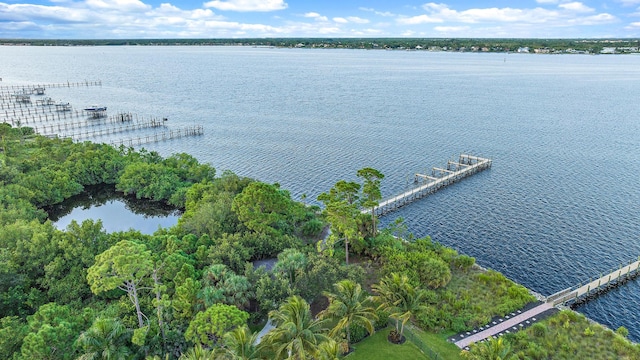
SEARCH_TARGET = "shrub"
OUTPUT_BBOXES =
[583,326,595,337]
[301,219,323,237]
[452,255,475,271]
[450,317,468,333]
[415,307,441,331]
[526,342,548,360]
[419,256,452,289]
[616,326,629,338]
[374,309,390,330]
[531,322,547,337]
[349,324,370,344]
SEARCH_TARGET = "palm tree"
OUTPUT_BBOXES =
[372,273,429,342]
[178,344,216,360]
[263,295,330,360]
[217,325,261,360]
[462,337,515,360]
[75,317,132,360]
[319,280,377,351]
[223,274,255,310]
[317,339,341,360]
[198,264,254,310]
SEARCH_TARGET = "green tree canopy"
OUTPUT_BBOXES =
[86,240,153,328]
[231,182,291,236]
[185,304,249,348]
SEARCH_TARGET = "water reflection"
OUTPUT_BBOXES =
[46,185,181,234]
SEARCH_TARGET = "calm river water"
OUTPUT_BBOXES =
[2,46,639,340]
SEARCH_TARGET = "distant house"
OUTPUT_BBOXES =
[517,47,530,53]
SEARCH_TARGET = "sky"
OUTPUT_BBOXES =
[1,0,640,39]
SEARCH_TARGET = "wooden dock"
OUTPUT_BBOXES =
[39,119,167,139]
[0,80,101,93]
[2,109,156,127]
[369,154,492,217]
[108,125,204,147]
[1,80,204,147]
[31,114,159,134]
[547,258,640,306]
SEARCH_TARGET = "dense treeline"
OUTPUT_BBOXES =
[3,38,640,54]
[0,124,340,358]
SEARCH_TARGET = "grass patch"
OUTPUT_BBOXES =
[409,327,464,360]
[496,310,640,359]
[416,265,535,333]
[346,327,427,360]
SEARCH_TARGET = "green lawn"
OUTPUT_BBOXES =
[409,327,464,360]
[345,328,428,360]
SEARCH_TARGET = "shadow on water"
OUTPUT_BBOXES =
[45,184,182,234]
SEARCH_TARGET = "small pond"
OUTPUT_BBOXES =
[46,185,181,234]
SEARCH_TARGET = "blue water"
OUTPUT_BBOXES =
[53,199,180,235]
[45,185,181,234]
[2,46,640,340]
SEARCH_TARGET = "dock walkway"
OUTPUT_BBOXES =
[108,125,204,147]
[0,80,101,92]
[547,259,640,306]
[454,303,555,349]
[369,154,491,217]
[454,258,639,348]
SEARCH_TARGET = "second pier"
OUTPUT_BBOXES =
[371,154,492,217]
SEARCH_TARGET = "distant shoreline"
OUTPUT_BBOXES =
[1,38,639,55]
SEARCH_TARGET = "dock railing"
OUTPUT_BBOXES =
[369,154,492,217]
[0,80,102,92]
[547,257,640,306]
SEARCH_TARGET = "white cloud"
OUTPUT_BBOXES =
[0,3,91,22]
[203,0,287,12]
[566,13,617,25]
[346,16,369,24]
[0,21,40,31]
[201,20,278,32]
[618,0,640,6]
[147,4,221,21]
[332,16,369,24]
[451,7,548,23]
[407,3,615,26]
[398,14,443,25]
[0,0,628,38]
[359,7,395,17]
[558,2,593,12]
[422,3,450,12]
[434,25,470,32]
[85,0,150,12]
[303,12,328,21]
